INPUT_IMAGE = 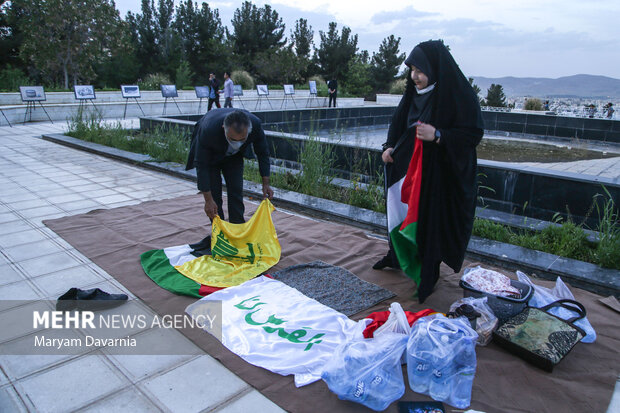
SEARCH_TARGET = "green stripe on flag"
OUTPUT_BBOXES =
[140,249,202,298]
[390,221,422,286]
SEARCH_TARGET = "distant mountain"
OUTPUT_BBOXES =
[471,74,620,99]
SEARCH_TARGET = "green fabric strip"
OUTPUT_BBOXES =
[140,249,202,298]
[390,222,422,286]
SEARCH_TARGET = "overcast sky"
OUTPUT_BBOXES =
[115,0,620,79]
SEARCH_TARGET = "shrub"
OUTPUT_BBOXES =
[231,70,254,90]
[0,66,30,92]
[138,73,172,90]
[524,98,543,111]
[389,78,407,95]
[175,61,194,89]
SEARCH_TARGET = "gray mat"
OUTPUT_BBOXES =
[271,260,396,316]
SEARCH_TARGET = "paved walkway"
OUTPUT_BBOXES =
[0,120,618,412]
[0,120,284,412]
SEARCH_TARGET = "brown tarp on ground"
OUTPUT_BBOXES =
[44,195,619,413]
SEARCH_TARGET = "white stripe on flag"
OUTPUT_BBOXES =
[387,177,407,232]
[163,244,196,266]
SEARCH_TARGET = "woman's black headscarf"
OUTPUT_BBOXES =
[385,40,484,303]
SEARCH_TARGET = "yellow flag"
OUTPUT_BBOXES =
[175,199,281,287]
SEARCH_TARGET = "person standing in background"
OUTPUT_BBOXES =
[221,71,234,108]
[328,79,337,107]
[208,73,221,111]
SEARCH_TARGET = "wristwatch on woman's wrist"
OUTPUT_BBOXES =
[433,129,441,143]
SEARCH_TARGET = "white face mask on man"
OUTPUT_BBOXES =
[226,137,245,151]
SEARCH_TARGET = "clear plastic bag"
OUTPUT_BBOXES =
[406,314,478,409]
[516,271,596,343]
[448,297,498,346]
[373,302,411,363]
[321,332,408,411]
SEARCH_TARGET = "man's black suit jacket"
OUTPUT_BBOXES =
[185,108,270,192]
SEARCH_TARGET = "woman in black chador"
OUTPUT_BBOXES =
[373,40,483,303]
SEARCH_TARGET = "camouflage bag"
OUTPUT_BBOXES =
[492,299,586,372]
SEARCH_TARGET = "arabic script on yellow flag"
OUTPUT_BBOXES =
[175,199,281,287]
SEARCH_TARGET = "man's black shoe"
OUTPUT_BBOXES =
[56,288,128,311]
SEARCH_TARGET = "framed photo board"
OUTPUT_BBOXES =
[283,84,295,95]
[256,84,269,96]
[74,85,96,100]
[233,85,244,96]
[160,84,178,98]
[195,86,210,99]
[19,86,46,102]
[308,80,317,95]
[121,85,141,98]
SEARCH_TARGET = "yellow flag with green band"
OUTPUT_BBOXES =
[175,199,281,287]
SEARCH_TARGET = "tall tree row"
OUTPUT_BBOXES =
[1,0,414,96]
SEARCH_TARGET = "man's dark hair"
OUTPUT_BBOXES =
[224,71,231,77]
[224,110,253,134]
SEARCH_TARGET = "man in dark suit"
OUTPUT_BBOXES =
[186,109,273,224]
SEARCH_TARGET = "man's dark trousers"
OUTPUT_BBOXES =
[204,152,245,223]
[208,96,221,111]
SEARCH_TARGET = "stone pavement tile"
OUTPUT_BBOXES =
[37,188,76,198]
[140,355,249,413]
[0,186,32,197]
[55,199,102,212]
[1,192,38,203]
[214,389,286,413]
[0,329,88,381]
[6,198,50,211]
[106,200,141,209]
[104,329,199,382]
[70,183,108,193]
[31,265,106,298]
[18,251,84,278]
[79,387,162,413]
[0,228,50,248]
[56,178,91,187]
[93,194,133,205]
[0,212,19,224]
[15,353,129,413]
[0,368,7,386]
[0,263,25,286]
[0,385,28,413]
[0,300,51,340]
[0,279,42,301]
[3,239,66,262]
[46,193,86,204]
[0,219,37,235]
[86,188,118,198]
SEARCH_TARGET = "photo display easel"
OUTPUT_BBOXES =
[19,86,53,124]
[121,85,145,118]
[74,85,102,117]
[161,84,181,115]
[255,85,272,110]
[195,86,209,113]
[306,80,319,108]
[233,85,245,109]
[281,84,297,108]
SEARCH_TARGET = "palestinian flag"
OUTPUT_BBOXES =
[387,135,424,286]
[140,237,224,298]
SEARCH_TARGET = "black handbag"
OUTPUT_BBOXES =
[492,299,587,372]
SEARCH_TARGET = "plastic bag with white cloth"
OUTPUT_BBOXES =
[516,271,596,343]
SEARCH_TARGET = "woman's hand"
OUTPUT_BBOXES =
[416,122,436,142]
[382,147,394,163]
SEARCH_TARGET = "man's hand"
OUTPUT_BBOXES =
[382,147,394,163]
[262,184,274,200]
[261,176,274,200]
[201,191,218,220]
